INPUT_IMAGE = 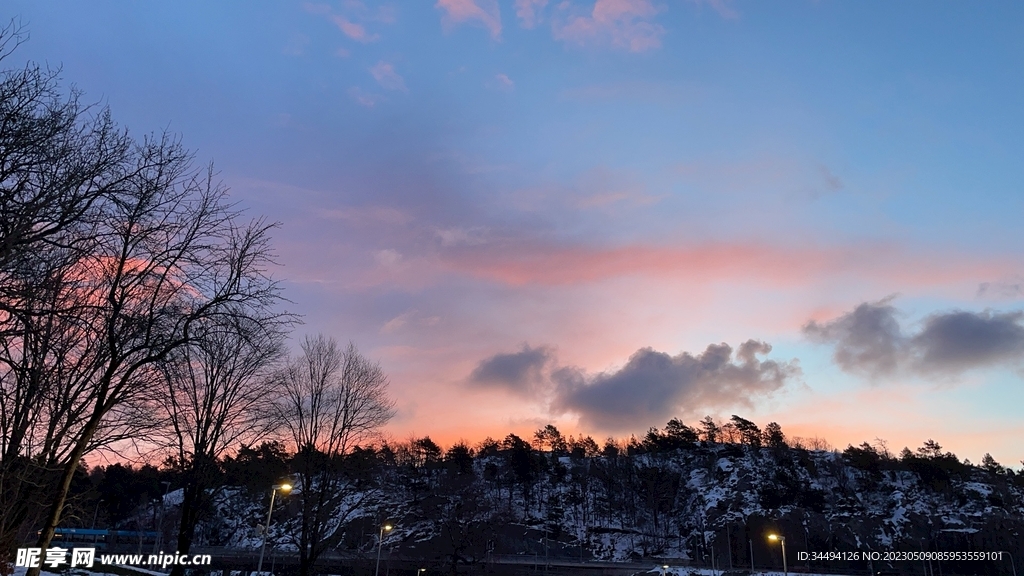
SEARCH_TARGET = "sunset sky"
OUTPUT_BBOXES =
[8,1,1024,466]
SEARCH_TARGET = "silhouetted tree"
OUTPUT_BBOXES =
[161,313,289,576]
[762,422,786,448]
[445,442,475,476]
[568,435,600,459]
[730,415,762,449]
[699,416,719,443]
[533,424,567,454]
[222,441,291,495]
[413,436,443,467]
[278,337,394,576]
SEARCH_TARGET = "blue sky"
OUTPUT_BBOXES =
[8,0,1024,465]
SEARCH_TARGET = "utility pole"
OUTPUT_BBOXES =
[711,539,717,576]
[726,525,733,570]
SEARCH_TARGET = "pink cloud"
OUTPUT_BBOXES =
[486,73,515,91]
[553,0,666,52]
[435,0,503,40]
[369,61,407,91]
[438,242,832,286]
[331,15,379,42]
[348,87,377,107]
[436,241,1013,289]
[515,0,549,28]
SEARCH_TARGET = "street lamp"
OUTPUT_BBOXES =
[375,523,393,576]
[662,565,670,576]
[768,534,787,576]
[91,499,103,530]
[999,552,1016,576]
[417,568,426,576]
[257,483,292,574]
[153,481,171,554]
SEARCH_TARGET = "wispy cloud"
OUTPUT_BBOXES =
[381,309,441,334]
[305,1,391,47]
[332,15,380,42]
[348,86,378,107]
[553,0,666,53]
[978,275,1024,300]
[435,0,503,40]
[487,73,515,91]
[514,0,548,28]
[374,248,403,268]
[435,226,489,247]
[431,238,1012,294]
[370,61,407,91]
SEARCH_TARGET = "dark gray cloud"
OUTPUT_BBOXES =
[805,299,1024,377]
[911,310,1024,372]
[468,344,553,395]
[803,297,904,376]
[550,340,798,432]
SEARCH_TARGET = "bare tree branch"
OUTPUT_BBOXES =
[277,336,394,576]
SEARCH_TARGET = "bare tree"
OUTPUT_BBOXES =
[0,22,131,273]
[0,21,136,559]
[161,312,289,576]
[278,336,394,576]
[0,26,289,573]
[18,145,286,576]
[0,236,118,557]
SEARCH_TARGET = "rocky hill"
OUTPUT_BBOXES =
[180,437,1023,576]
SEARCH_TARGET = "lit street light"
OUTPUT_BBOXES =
[375,523,393,576]
[768,534,787,576]
[257,483,292,574]
[417,568,426,576]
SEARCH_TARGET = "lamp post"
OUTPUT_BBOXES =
[91,500,103,530]
[1000,552,1016,576]
[153,481,171,554]
[375,524,393,576]
[768,534,786,576]
[418,568,426,576]
[257,483,292,574]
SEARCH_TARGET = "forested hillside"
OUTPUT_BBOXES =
[79,419,1024,576]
